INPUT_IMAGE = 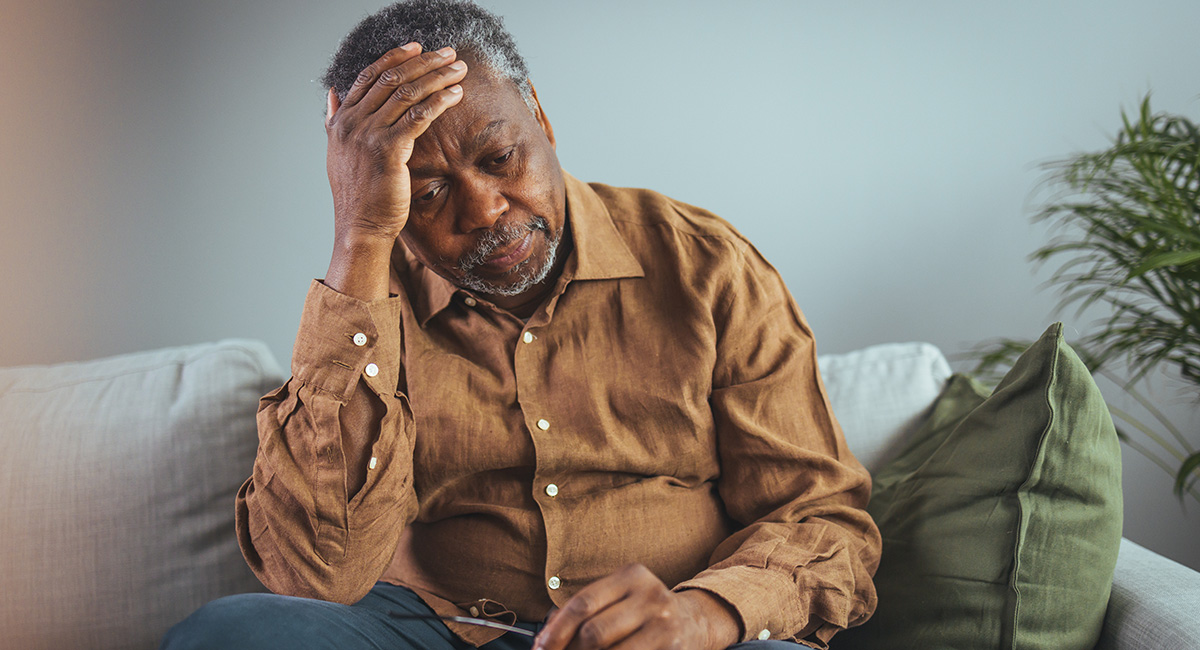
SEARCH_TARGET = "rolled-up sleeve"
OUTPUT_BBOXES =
[236,280,418,605]
[674,244,881,648]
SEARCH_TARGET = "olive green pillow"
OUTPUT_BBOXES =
[837,324,1123,650]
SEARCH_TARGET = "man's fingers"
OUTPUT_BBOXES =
[378,59,468,128]
[387,84,464,143]
[340,42,423,109]
[534,568,646,650]
[605,626,674,650]
[561,599,645,650]
[326,45,465,153]
[353,47,461,118]
[536,592,615,650]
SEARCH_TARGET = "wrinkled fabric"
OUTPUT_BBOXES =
[237,171,880,648]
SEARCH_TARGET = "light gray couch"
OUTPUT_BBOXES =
[0,339,1197,649]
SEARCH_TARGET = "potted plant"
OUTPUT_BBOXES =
[973,95,1199,505]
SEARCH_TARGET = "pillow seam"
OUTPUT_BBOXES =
[1004,332,1062,649]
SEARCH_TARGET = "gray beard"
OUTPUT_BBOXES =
[454,217,561,297]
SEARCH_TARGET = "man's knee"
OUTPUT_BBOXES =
[160,592,337,650]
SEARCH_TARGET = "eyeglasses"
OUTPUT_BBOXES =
[387,612,537,637]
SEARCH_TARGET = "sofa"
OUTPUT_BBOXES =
[0,338,1197,649]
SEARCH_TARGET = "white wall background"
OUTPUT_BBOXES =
[2,0,1197,569]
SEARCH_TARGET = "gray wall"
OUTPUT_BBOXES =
[2,1,1197,569]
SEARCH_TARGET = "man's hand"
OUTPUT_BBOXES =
[533,564,740,650]
[326,42,467,241]
[322,43,467,301]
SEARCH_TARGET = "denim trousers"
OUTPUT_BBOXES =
[161,582,804,649]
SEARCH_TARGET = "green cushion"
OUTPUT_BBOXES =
[837,323,1123,650]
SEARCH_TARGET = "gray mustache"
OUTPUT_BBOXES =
[460,216,549,270]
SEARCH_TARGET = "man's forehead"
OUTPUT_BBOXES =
[409,117,513,177]
[465,118,510,151]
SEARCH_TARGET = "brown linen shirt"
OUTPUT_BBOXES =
[236,171,881,648]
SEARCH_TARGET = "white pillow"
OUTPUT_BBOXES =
[818,342,952,473]
[0,340,282,650]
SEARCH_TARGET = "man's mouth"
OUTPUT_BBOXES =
[451,215,560,298]
[480,231,534,271]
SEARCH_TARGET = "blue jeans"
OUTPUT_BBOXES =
[161,582,803,649]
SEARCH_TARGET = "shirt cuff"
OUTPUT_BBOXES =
[675,565,806,644]
[290,279,404,400]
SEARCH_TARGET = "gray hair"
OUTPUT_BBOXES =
[321,0,535,112]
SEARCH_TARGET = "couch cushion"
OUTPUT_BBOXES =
[818,342,952,473]
[0,340,283,650]
[1097,539,1200,650]
[837,323,1123,649]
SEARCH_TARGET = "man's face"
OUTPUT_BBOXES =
[399,59,566,301]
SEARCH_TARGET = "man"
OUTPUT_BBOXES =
[163,1,879,648]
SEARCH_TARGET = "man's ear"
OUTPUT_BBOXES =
[529,80,555,150]
[326,87,341,123]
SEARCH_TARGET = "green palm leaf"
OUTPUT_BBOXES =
[974,94,1200,505]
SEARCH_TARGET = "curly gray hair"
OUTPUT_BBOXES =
[321,0,535,112]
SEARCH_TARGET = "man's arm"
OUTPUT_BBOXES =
[236,280,413,604]
[234,44,468,604]
[673,241,881,647]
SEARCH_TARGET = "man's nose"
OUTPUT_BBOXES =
[454,177,509,233]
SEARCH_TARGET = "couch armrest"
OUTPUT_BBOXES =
[1096,538,1200,650]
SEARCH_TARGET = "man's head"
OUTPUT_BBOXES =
[323,0,566,305]
[323,0,535,109]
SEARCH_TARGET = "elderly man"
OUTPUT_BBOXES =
[163,1,879,649]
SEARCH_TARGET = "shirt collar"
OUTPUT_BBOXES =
[560,170,644,282]
[403,169,644,327]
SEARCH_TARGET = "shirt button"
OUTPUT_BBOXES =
[469,606,479,617]
[352,332,367,347]
[463,296,477,307]
[522,331,534,344]
[536,419,550,431]
[368,457,378,470]
[365,363,379,377]
[547,576,561,590]
[545,483,559,497]
[757,629,771,641]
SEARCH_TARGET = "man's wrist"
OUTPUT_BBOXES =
[332,224,401,256]
[325,228,397,302]
[677,589,741,650]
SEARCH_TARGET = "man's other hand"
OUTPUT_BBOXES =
[325,43,468,243]
[533,564,740,650]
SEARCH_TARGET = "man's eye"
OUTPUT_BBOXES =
[492,150,514,166]
[414,186,441,203]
